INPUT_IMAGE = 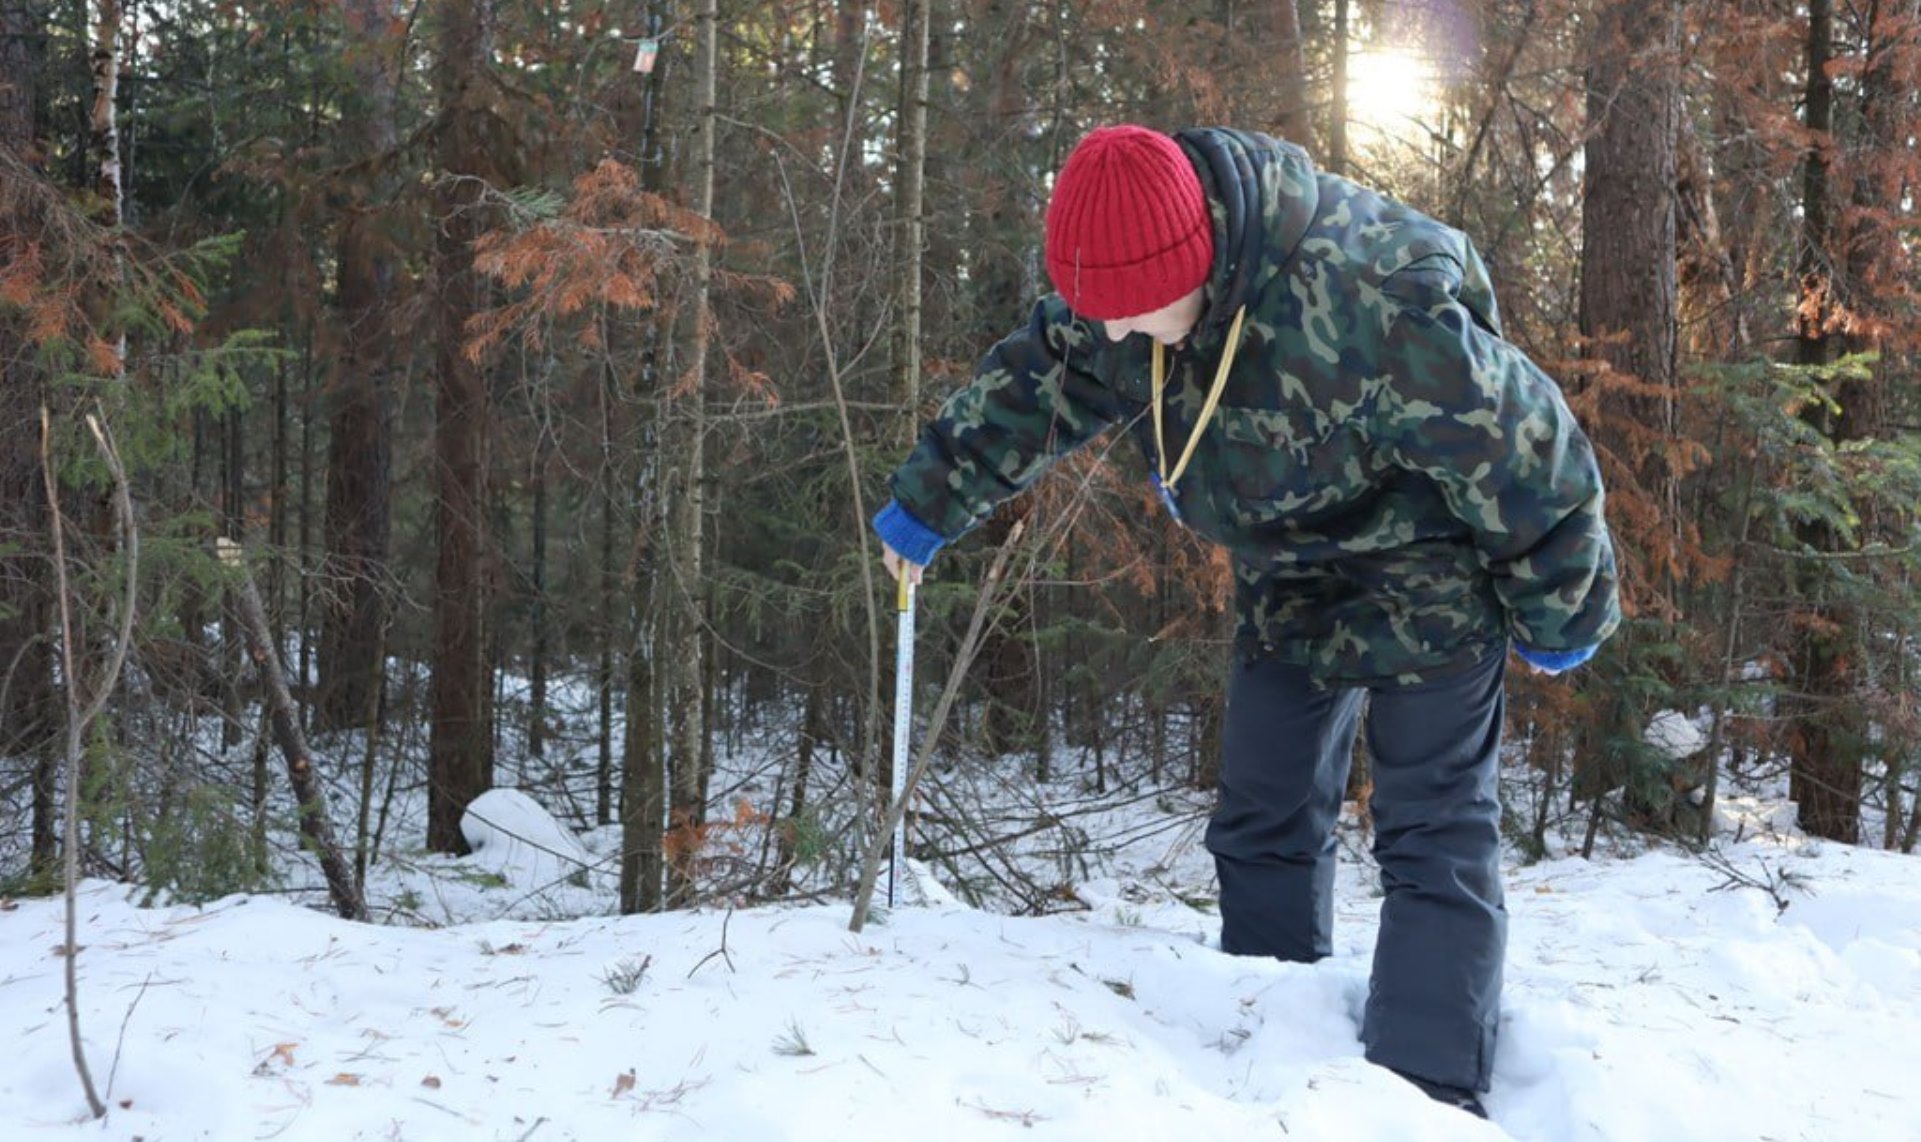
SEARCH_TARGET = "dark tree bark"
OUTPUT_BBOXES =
[882,0,932,836]
[662,0,718,908]
[1674,113,1749,359]
[1782,0,1860,845]
[619,598,664,911]
[892,0,930,433]
[1575,0,1681,822]
[1795,0,1835,375]
[1253,0,1313,145]
[1580,0,1681,448]
[1778,0,1918,845]
[426,0,497,854]
[1,380,57,882]
[1328,0,1349,175]
[1852,0,1921,850]
[1579,0,1683,594]
[0,0,57,885]
[0,0,40,162]
[597,354,618,827]
[618,0,671,914]
[220,407,245,749]
[528,439,549,760]
[958,0,1039,758]
[315,0,400,733]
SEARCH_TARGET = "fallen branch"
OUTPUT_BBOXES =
[216,537,368,921]
[687,905,737,977]
[1699,847,1810,915]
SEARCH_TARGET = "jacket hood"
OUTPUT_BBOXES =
[1174,128,1320,334]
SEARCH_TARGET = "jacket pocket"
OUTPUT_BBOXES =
[1215,405,1355,525]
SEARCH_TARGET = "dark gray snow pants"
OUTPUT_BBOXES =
[1204,647,1507,1092]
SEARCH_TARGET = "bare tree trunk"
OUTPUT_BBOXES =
[219,540,367,921]
[1838,0,1917,442]
[269,346,288,625]
[892,0,930,432]
[883,0,932,859]
[618,0,670,915]
[1783,0,1862,845]
[297,336,316,719]
[620,508,665,913]
[315,0,400,733]
[1328,0,1349,175]
[961,0,1038,759]
[220,408,244,749]
[1580,0,1681,511]
[1576,0,1681,824]
[1674,114,1749,359]
[1794,0,1835,368]
[621,372,672,913]
[528,433,549,761]
[88,0,121,236]
[1859,2,1921,850]
[1785,0,1918,844]
[427,0,497,854]
[773,684,824,895]
[597,352,618,826]
[663,0,718,908]
[0,0,38,161]
[1258,0,1313,145]
[832,2,868,186]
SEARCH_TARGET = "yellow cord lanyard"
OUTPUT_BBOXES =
[1150,305,1248,520]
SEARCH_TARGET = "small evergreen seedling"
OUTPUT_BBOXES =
[599,955,652,995]
[772,1019,815,1057]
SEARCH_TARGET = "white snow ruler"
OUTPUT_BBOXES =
[887,572,916,908]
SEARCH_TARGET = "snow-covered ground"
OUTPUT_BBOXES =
[5,788,1918,1140]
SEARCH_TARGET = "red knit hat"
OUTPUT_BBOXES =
[1044,125,1214,320]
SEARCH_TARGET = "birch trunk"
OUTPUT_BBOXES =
[663,0,718,907]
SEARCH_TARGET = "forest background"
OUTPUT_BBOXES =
[4,0,1921,919]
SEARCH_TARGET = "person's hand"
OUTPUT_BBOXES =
[882,542,924,585]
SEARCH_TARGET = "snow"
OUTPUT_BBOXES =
[461,788,601,893]
[1643,710,1708,761]
[5,832,1919,1140]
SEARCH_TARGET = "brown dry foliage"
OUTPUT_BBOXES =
[467,159,795,391]
[0,152,112,353]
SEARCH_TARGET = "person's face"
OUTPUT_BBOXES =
[1100,287,1206,347]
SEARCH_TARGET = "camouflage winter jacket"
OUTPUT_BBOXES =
[879,128,1620,686]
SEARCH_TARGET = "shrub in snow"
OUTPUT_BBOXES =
[459,789,594,890]
[1644,710,1707,761]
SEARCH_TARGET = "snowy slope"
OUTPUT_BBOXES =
[4,834,1917,1141]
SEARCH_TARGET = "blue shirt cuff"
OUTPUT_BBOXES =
[1515,644,1598,673]
[872,499,946,566]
